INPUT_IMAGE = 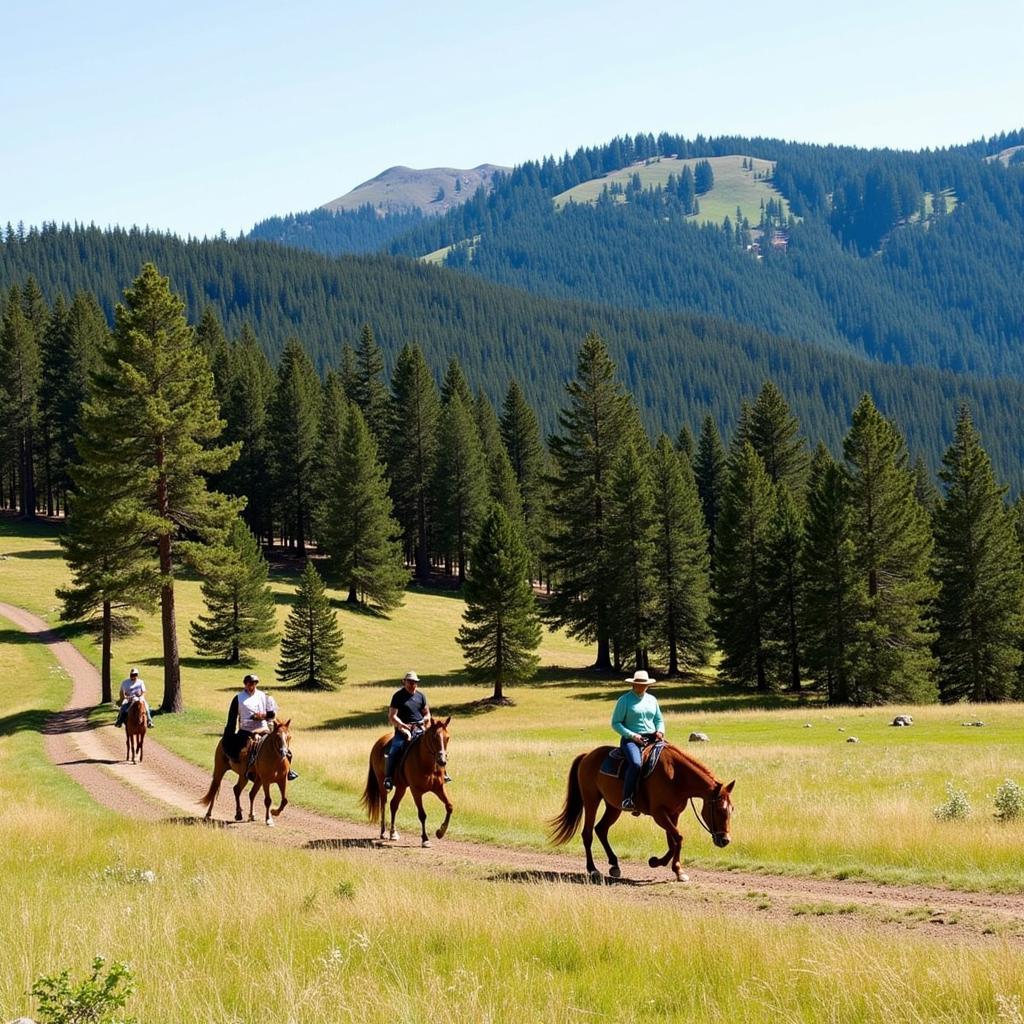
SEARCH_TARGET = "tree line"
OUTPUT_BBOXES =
[11,263,1024,712]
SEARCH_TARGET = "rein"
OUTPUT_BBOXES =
[690,784,722,837]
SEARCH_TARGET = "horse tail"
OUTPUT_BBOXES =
[199,742,225,809]
[361,755,382,820]
[548,752,587,845]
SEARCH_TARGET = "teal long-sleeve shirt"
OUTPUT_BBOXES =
[611,690,665,739]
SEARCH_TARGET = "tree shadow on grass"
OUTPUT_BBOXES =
[0,708,50,735]
[3,547,63,559]
[489,869,656,887]
[0,627,38,645]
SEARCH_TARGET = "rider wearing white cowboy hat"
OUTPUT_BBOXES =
[610,669,665,811]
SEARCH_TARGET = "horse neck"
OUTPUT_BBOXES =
[665,746,718,795]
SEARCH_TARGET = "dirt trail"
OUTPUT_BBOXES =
[5,600,1023,945]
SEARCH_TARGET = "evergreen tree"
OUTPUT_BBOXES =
[312,371,347,517]
[649,435,711,675]
[800,444,860,704]
[713,442,777,691]
[675,423,695,463]
[843,395,937,704]
[276,560,346,689]
[195,306,230,409]
[500,378,547,580]
[318,403,407,610]
[38,295,68,515]
[388,344,440,579]
[190,519,279,664]
[352,323,388,439]
[269,337,322,552]
[338,344,359,401]
[0,285,42,517]
[748,380,809,495]
[433,393,488,583]
[765,485,804,691]
[934,406,1023,702]
[59,485,158,703]
[545,333,632,671]
[441,356,473,408]
[74,263,241,712]
[474,389,524,527]
[457,504,542,701]
[693,414,726,565]
[913,453,941,522]
[606,442,658,671]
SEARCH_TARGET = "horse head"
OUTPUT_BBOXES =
[700,779,735,848]
[425,716,451,770]
[270,718,292,761]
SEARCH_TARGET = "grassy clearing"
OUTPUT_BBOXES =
[553,155,792,228]
[4,518,1024,890]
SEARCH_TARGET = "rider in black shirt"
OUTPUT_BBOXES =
[384,671,431,791]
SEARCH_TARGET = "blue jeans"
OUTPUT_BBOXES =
[385,727,422,781]
[620,737,643,802]
[116,700,153,727]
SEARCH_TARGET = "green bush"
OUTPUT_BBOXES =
[932,782,971,822]
[994,779,1024,822]
[31,956,136,1024]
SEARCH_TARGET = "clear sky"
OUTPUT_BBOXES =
[3,0,1022,238]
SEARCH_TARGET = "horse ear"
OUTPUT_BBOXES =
[283,718,292,729]
[724,779,735,794]
[443,716,451,728]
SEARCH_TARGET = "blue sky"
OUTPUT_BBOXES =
[3,0,1022,238]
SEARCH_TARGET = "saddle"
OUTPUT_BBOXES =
[599,740,666,780]
[385,729,424,778]
[244,733,266,779]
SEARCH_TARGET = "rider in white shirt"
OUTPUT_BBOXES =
[222,674,297,780]
[115,667,153,728]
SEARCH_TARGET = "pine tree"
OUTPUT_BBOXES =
[748,380,809,495]
[387,344,440,580]
[649,435,712,676]
[276,560,346,689]
[195,306,230,409]
[843,395,937,704]
[433,393,488,583]
[475,389,524,527]
[189,519,279,664]
[312,371,348,518]
[713,442,777,691]
[693,414,726,565]
[441,356,473,408]
[458,504,542,702]
[500,378,547,580]
[338,344,359,401]
[74,263,242,712]
[934,406,1023,702]
[269,337,322,552]
[0,285,42,517]
[318,403,407,610]
[800,444,860,704]
[38,295,68,516]
[675,423,695,463]
[545,333,632,671]
[765,485,804,691]
[352,323,388,439]
[912,454,940,522]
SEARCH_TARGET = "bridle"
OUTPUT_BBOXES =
[421,724,448,768]
[690,782,728,841]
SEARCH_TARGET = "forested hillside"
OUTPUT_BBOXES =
[3,224,1024,487]
[250,130,1024,379]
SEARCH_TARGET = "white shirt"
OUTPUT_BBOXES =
[238,688,277,734]
[120,677,146,702]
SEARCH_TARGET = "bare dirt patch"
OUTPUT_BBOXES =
[5,600,1023,946]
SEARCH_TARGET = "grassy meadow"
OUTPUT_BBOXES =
[553,154,792,228]
[4,516,1024,1021]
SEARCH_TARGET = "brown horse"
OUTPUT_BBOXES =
[362,717,453,847]
[199,720,292,826]
[549,743,735,882]
[124,698,147,764]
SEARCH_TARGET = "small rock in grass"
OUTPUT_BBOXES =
[892,715,913,727]
[688,732,709,743]
[846,736,860,743]
[961,720,985,727]
[803,723,812,728]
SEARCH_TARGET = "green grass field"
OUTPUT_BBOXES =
[553,155,792,228]
[4,517,1024,1022]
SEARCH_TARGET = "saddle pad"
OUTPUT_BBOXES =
[598,741,666,779]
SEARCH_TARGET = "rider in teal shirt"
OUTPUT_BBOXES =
[611,670,665,810]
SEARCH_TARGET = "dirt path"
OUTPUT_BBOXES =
[5,600,1024,946]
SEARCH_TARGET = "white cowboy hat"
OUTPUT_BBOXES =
[624,670,655,685]
[129,667,139,676]
[403,671,420,683]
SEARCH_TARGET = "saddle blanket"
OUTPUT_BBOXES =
[599,741,665,779]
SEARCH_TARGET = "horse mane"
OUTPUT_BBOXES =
[663,743,718,789]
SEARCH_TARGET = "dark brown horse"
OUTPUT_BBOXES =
[362,718,453,847]
[199,720,292,826]
[124,698,147,764]
[549,743,735,882]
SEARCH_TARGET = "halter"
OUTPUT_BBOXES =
[690,782,727,840]
[421,724,448,768]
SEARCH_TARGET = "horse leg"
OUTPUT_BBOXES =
[232,773,246,821]
[434,784,453,839]
[388,788,403,841]
[594,804,623,878]
[271,778,288,819]
[138,731,144,764]
[412,790,430,848]
[581,790,602,882]
[248,778,260,822]
[125,729,131,763]
[263,781,273,826]
[650,809,687,882]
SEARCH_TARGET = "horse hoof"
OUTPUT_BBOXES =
[435,828,446,839]
[235,814,243,822]
[588,871,604,885]
[422,839,431,848]
[266,819,274,827]
[248,815,255,823]
[648,856,660,868]
[389,831,400,842]
[674,871,689,883]
[609,865,621,879]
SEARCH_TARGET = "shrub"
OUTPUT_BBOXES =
[994,779,1024,822]
[31,956,136,1024]
[933,782,971,821]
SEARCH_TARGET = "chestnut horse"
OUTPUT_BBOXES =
[199,719,292,826]
[361,717,453,847]
[124,698,147,764]
[549,743,735,881]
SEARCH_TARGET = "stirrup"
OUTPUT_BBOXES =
[287,770,298,781]
[383,778,393,791]
[621,796,635,810]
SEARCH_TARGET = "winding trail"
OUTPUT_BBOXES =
[5,599,1024,946]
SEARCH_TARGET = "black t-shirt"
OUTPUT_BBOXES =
[390,687,427,726]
